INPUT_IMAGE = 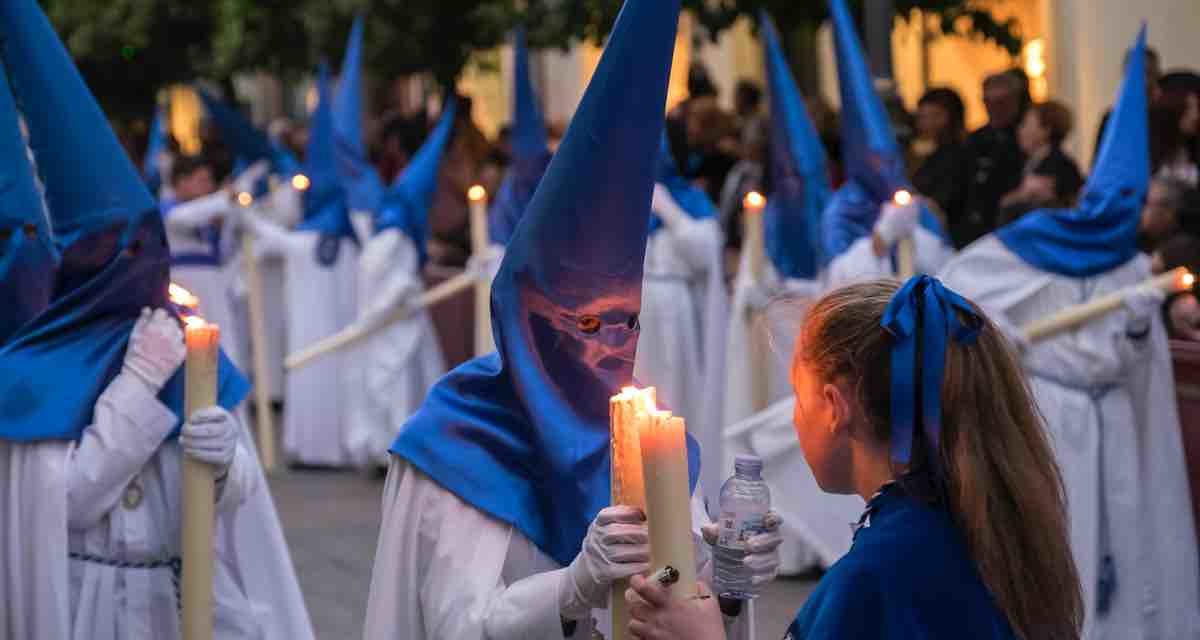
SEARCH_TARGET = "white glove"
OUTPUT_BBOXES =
[180,406,240,471]
[560,505,651,620]
[123,307,186,391]
[651,182,687,229]
[232,160,271,195]
[1124,284,1166,334]
[701,510,783,591]
[873,200,920,248]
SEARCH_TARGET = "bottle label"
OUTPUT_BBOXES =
[716,512,766,549]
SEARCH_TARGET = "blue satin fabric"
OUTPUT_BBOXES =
[828,0,909,204]
[820,180,946,264]
[333,15,384,215]
[649,134,715,235]
[0,62,56,344]
[0,212,249,442]
[393,354,701,567]
[489,27,551,246]
[880,276,981,464]
[0,0,246,442]
[295,63,359,265]
[197,89,301,187]
[390,0,693,568]
[142,106,167,195]
[375,99,457,263]
[760,11,830,279]
[996,26,1148,278]
[490,151,552,245]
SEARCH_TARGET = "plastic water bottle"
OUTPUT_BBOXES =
[713,454,771,600]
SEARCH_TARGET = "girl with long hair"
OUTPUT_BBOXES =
[626,278,1083,640]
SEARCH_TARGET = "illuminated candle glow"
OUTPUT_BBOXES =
[169,282,201,314]
[468,184,494,356]
[742,191,766,284]
[291,174,311,191]
[1022,267,1195,342]
[236,191,254,207]
[610,386,696,639]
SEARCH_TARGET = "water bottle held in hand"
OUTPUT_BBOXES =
[714,454,771,599]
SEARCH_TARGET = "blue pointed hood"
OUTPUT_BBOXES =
[198,88,300,182]
[760,10,831,278]
[650,132,716,234]
[828,0,907,202]
[375,98,457,264]
[0,61,56,344]
[390,0,699,568]
[489,27,553,245]
[333,15,384,214]
[142,105,168,195]
[296,62,358,263]
[820,0,945,263]
[0,0,247,442]
[997,26,1150,277]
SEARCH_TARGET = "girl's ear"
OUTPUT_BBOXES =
[823,381,852,438]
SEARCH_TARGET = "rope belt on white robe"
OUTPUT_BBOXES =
[68,551,183,617]
[1026,367,1120,616]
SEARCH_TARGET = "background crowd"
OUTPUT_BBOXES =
[149,44,1200,343]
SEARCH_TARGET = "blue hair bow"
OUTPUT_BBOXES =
[880,276,982,464]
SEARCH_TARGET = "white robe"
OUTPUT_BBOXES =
[939,236,1200,639]
[363,459,754,640]
[0,373,313,639]
[634,216,728,511]
[246,203,359,467]
[723,397,863,573]
[163,191,246,370]
[344,229,446,468]
[824,226,954,290]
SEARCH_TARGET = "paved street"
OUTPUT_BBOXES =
[268,468,817,639]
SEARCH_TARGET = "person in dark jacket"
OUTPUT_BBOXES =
[959,72,1028,248]
[911,88,970,231]
[997,100,1084,224]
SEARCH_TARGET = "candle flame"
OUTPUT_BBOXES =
[1184,272,1196,288]
[291,174,311,191]
[468,184,487,202]
[893,189,913,206]
[618,386,659,413]
[168,282,200,310]
[743,191,766,210]
[236,191,254,207]
[184,315,208,330]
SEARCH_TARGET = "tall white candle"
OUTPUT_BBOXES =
[1023,267,1195,342]
[640,413,697,601]
[610,387,653,640]
[742,191,766,284]
[892,190,915,279]
[182,317,219,640]
[468,184,495,356]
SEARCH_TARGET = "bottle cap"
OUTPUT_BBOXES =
[734,454,763,474]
